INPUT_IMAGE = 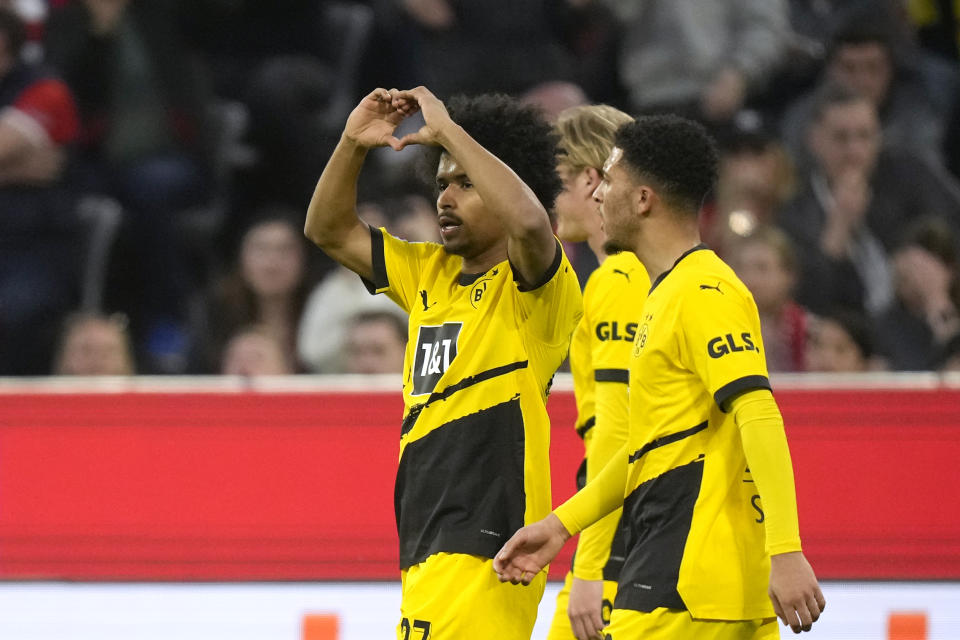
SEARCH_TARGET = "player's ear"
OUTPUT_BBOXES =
[634,185,654,216]
[583,166,600,188]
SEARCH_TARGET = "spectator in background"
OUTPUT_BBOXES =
[297,201,411,374]
[608,0,788,125]
[44,0,214,372]
[728,226,809,372]
[702,120,796,258]
[220,324,294,376]
[341,310,408,375]
[778,84,960,317]
[395,0,573,97]
[874,220,960,371]
[194,216,312,374]
[53,312,135,375]
[0,6,81,375]
[805,309,877,373]
[941,335,960,372]
[780,17,950,167]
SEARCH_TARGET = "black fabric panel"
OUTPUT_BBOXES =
[603,514,629,582]
[575,456,588,491]
[360,225,388,294]
[395,398,526,569]
[628,421,708,464]
[594,368,629,383]
[516,239,563,292]
[713,375,771,412]
[575,416,596,439]
[615,457,705,612]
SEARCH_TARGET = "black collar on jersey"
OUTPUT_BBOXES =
[649,243,709,294]
[458,271,486,286]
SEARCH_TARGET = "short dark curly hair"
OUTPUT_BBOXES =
[614,115,719,215]
[424,94,562,213]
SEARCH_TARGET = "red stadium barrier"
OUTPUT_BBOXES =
[0,375,958,581]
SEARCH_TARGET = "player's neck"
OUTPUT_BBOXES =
[635,218,701,284]
[459,244,506,275]
[586,230,607,264]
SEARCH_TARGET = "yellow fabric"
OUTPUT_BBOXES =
[572,252,648,580]
[554,442,628,535]
[559,247,801,621]
[374,227,582,539]
[605,607,778,640]
[546,571,619,640]
[567,277,595,446]
[372,227,581,629]
[731,389,803,555]
[628,247,774,620]
[398,553,545,640]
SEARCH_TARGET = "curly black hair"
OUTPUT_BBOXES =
[614,115,719,215]
[423,94,562,213]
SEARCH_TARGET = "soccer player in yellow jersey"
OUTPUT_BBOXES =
[548,104,649,640]
[495,115,825,638]
[304,87,582,640]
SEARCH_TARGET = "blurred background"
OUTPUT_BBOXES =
[0,0,958,377]
[0,1,959,638]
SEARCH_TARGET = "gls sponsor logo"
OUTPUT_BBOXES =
[595,321,638,342]
[707,332,758,358]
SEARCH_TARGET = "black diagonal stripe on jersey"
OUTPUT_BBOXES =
[595,368,629,383]
[575,416,596,439]
[399,360,530,438]
[628,421,708,464]
[361,226,389,294]
[713,375,771,412]
[425,360,528,406]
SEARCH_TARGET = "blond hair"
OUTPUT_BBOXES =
[554,104,633,172]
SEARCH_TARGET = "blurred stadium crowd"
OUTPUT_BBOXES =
[1,0,959,377]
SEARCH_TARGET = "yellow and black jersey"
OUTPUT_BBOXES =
[363,227,583,570]
[569,251,648,582]
[618,245,774,620]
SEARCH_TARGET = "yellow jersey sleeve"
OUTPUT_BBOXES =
[513,239,583,348]
[572,255,648,580]
[731,389,803,555]
[679,277,770,410]
[555,443,628,536]
[364,226,441,313]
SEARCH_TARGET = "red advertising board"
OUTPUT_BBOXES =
[0,376,958,581]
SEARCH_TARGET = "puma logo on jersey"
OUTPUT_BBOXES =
[613,268,632,282]
[419,290,437,311]
[699,281,723,294]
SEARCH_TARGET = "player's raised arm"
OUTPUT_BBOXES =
[390,86,557,287]
[304,89,407,281]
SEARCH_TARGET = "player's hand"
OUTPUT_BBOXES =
[769,551,825,634]
[493,513,571,585]
[390,86,455,149]
[568,577,605,640]
[343,89,407,151]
